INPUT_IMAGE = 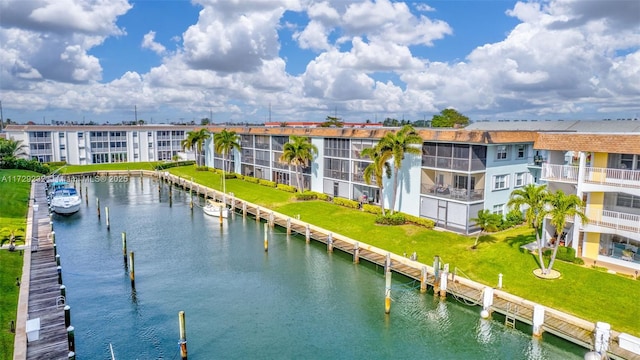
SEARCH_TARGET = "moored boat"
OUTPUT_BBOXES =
[50,187,82,215]
[203,200,229,218]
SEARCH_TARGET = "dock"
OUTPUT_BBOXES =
[14,181,69,360]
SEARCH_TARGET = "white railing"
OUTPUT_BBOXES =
[585,208,640,234]
[584,167,640,189]
[541,164,578,183]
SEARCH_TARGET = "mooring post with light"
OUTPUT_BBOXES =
[179,311,188,360]
[105,206,110,231]
[122,232,128,267]
[129,251,135,288]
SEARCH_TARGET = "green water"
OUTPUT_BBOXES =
[52,178,585,359]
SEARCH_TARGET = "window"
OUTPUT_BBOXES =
[493,204,505,215]
[78,132,83,138]
[493,174,509,190]
[515,172,527,187]
[59,132,65,138]
[148,132,152,137]
[133,132,137,137]
[148,142,153,148]
[496,145,508,160]
[516,145,526,159]
[60,144,66,150]
[616,194,640,209]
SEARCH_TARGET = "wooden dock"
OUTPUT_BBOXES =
[14,182,69,360]
[59,171,639,359]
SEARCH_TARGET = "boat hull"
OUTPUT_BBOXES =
[203,204,230,218]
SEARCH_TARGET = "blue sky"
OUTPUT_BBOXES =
[0,0,638,125]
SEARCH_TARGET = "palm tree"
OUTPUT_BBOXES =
[213,129,241,193]
[378,125,423,214]
[0,138,28,161]
[507,184,550,273]
[361,144,391,215]
[181,129,210,166]
[546,190,588,274]
[279,135,318,193]
[470,209,502,249]
[1,227,24,252]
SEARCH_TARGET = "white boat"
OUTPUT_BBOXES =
[203,200,229,218]
[50,187,82,215]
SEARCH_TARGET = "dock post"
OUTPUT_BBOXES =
[129,251,135,288]
[439,271,448,298]
[55,254,61,266]
[57,266,63,284]
[269,212,274,228]
[532,304,545,337]
[327,233,333,252]
[219,206,223,225]
[384,253,391,273]
[50,220,54,231]
[593,322,611,356]
[64,305,71,327]
[52,231,56,245]
[420,266,428,293]
[242,202,247,218]
[353,242,360,264]
[498,273,503,289]
[60,285,66,298]
[231,195,235,212]
[97,198,100,218]
[433,255,440,278]
[256,207,261,222]
[122,232,128,266]
[384,269,392,314]
[53,243,57,257]
[286,218,291,235]
[179,311,188,360]
[85,187,88,205]
[481,287,494,318]
[305,225,310,243]
[264,223,268,252]
[67,326,75,353]
[68,351,75,360]
[105,206,110,231]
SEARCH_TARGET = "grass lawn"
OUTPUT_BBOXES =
[0,169,34,359]
[55,161,163,174]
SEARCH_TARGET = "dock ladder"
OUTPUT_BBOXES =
[505,303,517,328]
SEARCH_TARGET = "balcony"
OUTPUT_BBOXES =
[541,164,578,183]
[584,208,640,235]
[584,167,640,189]
[420,184,484,202]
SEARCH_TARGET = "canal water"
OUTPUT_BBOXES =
[53,178,585,359]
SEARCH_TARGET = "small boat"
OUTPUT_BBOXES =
[50,187,82,215]
[203,200,229,218]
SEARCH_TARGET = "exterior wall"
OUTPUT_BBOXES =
[484,143,534,215]
[310,137,324,193]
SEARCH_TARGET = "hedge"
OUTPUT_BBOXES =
[244,176,259,184]
[333,197,359,209]
[362,204,382,215]
[375,213,406,225]
[543,246,582,264]
[276,184,297,193]
[155,160,195,170]
[403,213,435,229]
[258,179,276,188]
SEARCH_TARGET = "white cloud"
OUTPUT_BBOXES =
[142,31,167,55]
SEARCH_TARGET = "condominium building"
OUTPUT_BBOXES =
[4,120,639,273]
[4,125,197,164]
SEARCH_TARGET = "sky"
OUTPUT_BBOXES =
[0,0,639,125]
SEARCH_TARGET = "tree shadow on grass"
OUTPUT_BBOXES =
[473,234,497,249]
[506,233,536,254]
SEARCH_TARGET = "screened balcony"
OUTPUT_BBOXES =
[420,169,485,201]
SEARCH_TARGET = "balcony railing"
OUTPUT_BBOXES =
[420,184,484,201]
[541,164,578,183]
[585,208,640,234]
[584,167,640,189]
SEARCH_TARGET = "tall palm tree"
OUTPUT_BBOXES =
[546,190,588,274]
[181,129,210,166]
[279,135,318,193]
[213,129,241,192]
[507,184,550,273]
[378,125,423,214]
[470,209,502,249]
[361,144,391,215]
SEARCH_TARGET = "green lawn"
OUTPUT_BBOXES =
[0,169,33,359]
[55,161,163,174]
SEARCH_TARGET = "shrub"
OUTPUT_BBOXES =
[258,179,276,188]
[404,214,435,229]
[362,204,382,215]
[155,160,195,170]
[195,166,209,171]
[499,209,524,230]
[276,184,297,193]
[316,192,330,201]
[333,197,360,209]
[45,161,67,167]
[1,158,51,174]
[295,191,317,200]
[543,246,577,263]
[244,176,259,184]
[375,213,406,225]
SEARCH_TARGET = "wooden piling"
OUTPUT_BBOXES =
[97,198,101,218]
[64,305,71,327]
[264,223,268,252]
[420,266,428,293]
[256,207,261,222]
[67,326,75,353]
[439,271,448,298]
[384,253,391,273]
[179,311,188,360]
[105,206,110,231]
[129,251,135,287]
[122,232,128,266]
[85,187,88,205]
[327,233,333,252]
[286,218,291,235]
[384,270,392,314]
[353,242,360,264]
[269,212,274,227]
[60,285,66,298]
[305,224,310,243]
[242,202,247,218]
[57,266,62,284]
